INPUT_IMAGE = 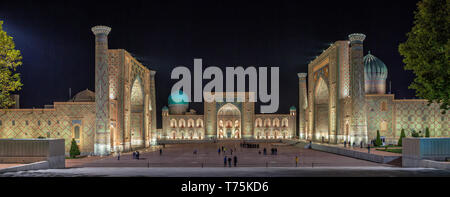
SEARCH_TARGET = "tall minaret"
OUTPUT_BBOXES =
[348,33,368,145]
[92,25,112,156]
[297,73,308,139]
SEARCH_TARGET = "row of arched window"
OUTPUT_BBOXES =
[0,120,60,127]
[170,119,204,128]
[254,118,289,128]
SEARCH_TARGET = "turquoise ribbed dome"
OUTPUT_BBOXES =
[290,106,296,110]
[162,106,169,111]
[168,90,189,105]
[364,51,388,80]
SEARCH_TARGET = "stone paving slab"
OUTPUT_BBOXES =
[2,167,450,177]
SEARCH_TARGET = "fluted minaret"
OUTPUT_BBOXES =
[149,70,157,145]
[348,33,368,145]
[297,73,308,139]
[92,25,112,156]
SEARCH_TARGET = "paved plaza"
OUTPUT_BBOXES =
[2,141,449,177]
[65,141,389,168]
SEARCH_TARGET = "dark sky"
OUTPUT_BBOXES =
[1,0,419,127]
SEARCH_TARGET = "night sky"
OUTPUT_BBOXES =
[1,0,420,127]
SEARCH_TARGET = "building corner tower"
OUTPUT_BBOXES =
[348,33,368,145]
[297,73,308,139]
[92,25,112,156]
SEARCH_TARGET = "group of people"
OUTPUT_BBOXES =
[343,140,357,148]
[224,155,238,167]
[218,146,236,155]
[132,151,140,160]
[240,142,259,149]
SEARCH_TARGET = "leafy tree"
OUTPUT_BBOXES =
[398,129,406,146]
[425,127,430,137]
[69,138,80,158]
[398,0,449,114]
[375,130,382,146]
[0,20,23,108]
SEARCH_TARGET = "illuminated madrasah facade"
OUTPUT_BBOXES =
[159,92,297,140]
[298,33,449,145]
[0,26,157,156]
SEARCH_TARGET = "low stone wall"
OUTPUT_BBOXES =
[402,137,450,170]
[0,161,50,173]
[299,141,400,164]
[0,139,65,170]
[157,139,286,144]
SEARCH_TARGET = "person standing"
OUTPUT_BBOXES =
[117,151,120,160]
[344,141,347,148]
[218,148,221,155]
[233,156,237,167]
[295,156,299,167]
[360,141,363,148]
[159,148,162,156]
[132,151,136,159]
[228,157,232,167]
[224,156,227,167]
[367,144,371,154]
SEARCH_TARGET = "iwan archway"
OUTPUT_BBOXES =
[314,77,330,142]
[130,75,145,148]
[217,103,241,139]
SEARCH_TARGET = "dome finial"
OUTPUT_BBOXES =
[368,50,371,54]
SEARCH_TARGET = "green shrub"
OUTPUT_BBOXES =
[398,129,406,146]
[411,130,421,137]
[69,138,80,158]
[375,130,382,146]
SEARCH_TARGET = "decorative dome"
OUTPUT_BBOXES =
[162,106,168,111]
[364,52,388,80]
[364,51,388,94]
[168,90,189,105]
[290,106,296,110]
[69,89,95,102]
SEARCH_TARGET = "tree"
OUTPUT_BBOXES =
[398,0,449,114]
[398,129,406,146]
[69,138,80,158]
[425,127,430,137]
[0,20,23,109]
[375,130,382,146]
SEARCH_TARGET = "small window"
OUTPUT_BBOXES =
[408,116,412,121]
[57,120,60,124]
[422,116,426,121]
[0,120,2,126]
[48,121,51,125]
[25,120,29,125]
[442,116,445,122]
[12,120,15,126]
[46,132,50,138]
[380,101,387,111]
[74,126,80,139]
[38,120,41,126]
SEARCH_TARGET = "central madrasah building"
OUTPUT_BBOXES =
[0,26,448,156]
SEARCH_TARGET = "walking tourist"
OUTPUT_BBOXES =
[159,148,162,156]
[344,141,347,148]
[367,144,371,154]
[117,151,120,160]
[228,157,232,167]
[295,156,298,167]
[224,156,227,167]
[234,156,237,167]
[132,151,136,159]
[218,148,221,155]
